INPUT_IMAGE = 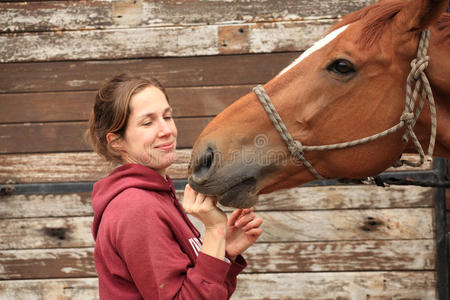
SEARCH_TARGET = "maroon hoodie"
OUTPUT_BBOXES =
[91,164,246,299]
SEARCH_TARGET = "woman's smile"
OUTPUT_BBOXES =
[155,142,175,151]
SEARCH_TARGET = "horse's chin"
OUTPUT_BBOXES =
[217,178,258,208]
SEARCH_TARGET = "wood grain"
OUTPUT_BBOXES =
[0,151,432,184]
[0,278,100,300]
[1,21,334,63]
[0,239,434,280]
[194,208,434,243]
[231,272,436,300]
[0,86,252,123]
[0,53,298,93]
[0,185,433,218]
[0,208,433,250]
[1,0,376,32]
[0,272,436,300]
[0,150,191,184]
[0,118,212,153]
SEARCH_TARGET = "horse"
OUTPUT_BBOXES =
[187,0,450,208]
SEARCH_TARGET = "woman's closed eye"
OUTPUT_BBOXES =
[142,120,153,126]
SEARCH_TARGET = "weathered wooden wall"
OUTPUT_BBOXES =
[0,0,445,299]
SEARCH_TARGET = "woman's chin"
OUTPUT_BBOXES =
[149,152,176,170]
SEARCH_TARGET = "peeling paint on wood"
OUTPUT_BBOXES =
[183,208,434,243]
[0,278,100,300]
[0,184,433,219]
[0,239,434,280]
[1,1,112,33]
[0,272,435,300]
[245,239,435,272]
[0,21,337,63]
[0,0,376,33]
[0,208,433,250]
[231,272,436,299]
[0,150,190,184]
[0,151,430,184]
[0,217,93,250]
[0,26,219,63]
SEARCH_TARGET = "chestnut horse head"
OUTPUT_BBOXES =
[188,0,450,208]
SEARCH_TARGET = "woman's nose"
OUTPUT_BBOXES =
[158,119,173,137]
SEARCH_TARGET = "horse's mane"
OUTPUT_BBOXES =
[331,0,450,48]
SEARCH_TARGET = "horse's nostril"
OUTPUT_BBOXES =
[203,148,214,169]
[191,147,215,184]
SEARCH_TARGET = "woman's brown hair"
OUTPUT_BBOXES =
[87,73,168,163]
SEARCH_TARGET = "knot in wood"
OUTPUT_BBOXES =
[0,180,15,196]
[361,216,383,232]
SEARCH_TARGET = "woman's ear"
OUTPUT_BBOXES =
[106,132,125,153]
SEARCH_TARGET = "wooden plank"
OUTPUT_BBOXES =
[0,53,298,93]
[141,0,376,26]
[0,20,334,62]
[0,248,97,280]
[0,193,93,219]
[0,150,191,184]
[191,208,434,243]
[0,278,100,300]
[1,1,112,33]
[0,216,94,250]
[0,185,433,219]
[0,118,212,153]
[0,91,94,123]
[0,150,432,184]
[254,184,433,211]
[0,272,436,300]
[231,272,436,300]
[244,240,435,273]
[0,209,433,250]
[0,86,251,123]
[0,0,376,33]
[0,240,434,280]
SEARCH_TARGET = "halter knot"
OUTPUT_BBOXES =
[288,140,304,156]
[410,56,429,80]
[400,112,414,123]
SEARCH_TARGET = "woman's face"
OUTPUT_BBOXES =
[119,86,178,175]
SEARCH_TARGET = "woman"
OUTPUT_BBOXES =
[88,74,263,299]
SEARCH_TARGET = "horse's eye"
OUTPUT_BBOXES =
[327,59,355,75]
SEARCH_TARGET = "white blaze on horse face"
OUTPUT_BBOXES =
[277,25,350,77]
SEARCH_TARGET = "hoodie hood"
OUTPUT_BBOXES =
[91,163,175,240]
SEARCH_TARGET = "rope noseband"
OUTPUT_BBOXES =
[253,29,436,180]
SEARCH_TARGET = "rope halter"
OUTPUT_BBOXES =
[253,29,436,180]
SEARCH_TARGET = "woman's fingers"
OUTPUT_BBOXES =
[244,227,263,238]
[183,184,196,211]
[235,210,256,227]
[243,217,263,231]
[228,209,243,226]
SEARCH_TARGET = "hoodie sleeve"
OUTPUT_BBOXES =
[108,190,239,300]
[224,254,247,297]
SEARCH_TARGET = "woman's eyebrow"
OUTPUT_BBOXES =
[137,107,173,120]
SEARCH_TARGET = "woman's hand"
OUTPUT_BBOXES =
[183,184,227,260]
[225,208,263,259]
[183,184,227,230]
